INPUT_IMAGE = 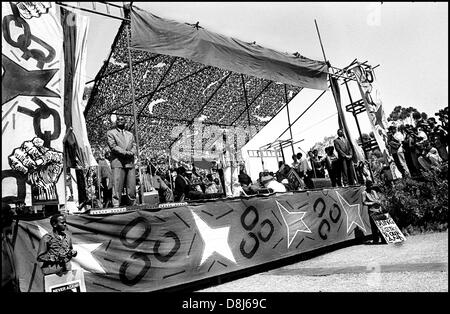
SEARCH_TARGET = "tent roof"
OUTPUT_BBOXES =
[130,6,328,90]
[85,7,328,164]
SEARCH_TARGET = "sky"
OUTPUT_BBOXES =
[79,2,448,169]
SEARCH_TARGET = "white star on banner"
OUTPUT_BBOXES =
[191,211,237,266]
[276,201,311,248]
[336,191,367,234]
[36,225,105,274]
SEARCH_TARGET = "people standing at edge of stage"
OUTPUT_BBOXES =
[333,128,356,186]
[324,146,342,187]
[97,150,113,208]
[37,213,78,276]
[296,152,313,189]
[107,115,137,207]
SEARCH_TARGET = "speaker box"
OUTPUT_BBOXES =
[311,178,333,189]
[142,190,159,207]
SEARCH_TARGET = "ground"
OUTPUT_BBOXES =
[199,231,448,292]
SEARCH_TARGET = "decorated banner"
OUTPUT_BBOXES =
[350,62,401,179]
[2,2,65,206]
[372,213,406,244]
[15,187,371,292]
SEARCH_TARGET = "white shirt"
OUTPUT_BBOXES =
[265,180,287,193]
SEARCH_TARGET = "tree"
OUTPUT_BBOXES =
[310,135,335,156]
[387,106,419,125]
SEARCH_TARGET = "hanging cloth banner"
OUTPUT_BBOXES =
[330,76,365,163]
[15,187,371,292]
[2,2,66,206]
[60,8,97,169]
[350,63,401,179]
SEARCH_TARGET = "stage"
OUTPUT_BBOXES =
[15,186,372,292]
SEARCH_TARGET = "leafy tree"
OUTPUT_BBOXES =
[387,106,419,124]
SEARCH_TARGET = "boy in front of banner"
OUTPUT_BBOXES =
[37,214,77,276]
[362,180,386,245]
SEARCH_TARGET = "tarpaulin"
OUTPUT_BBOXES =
[130,6,328,90]
[15,186,371,292]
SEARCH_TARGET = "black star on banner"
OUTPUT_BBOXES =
[335,191,367,234]
[2,54,59,105]
[374,104,387,130]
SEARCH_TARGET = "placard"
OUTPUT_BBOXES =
[372,213,406,243]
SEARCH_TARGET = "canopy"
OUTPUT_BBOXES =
[85,6,328,166]
[131,6,328,90]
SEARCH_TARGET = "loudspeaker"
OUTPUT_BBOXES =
[311,178,332,189]
[142,190,159,207]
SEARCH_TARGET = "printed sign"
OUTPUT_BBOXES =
[45,269,86,292]
[372,213,406,243]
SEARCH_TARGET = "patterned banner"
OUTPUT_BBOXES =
[350,63,401,178]
[2,2,65,206]
[15,187,371,292]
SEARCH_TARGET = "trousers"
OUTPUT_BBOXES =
[112,167,136,206]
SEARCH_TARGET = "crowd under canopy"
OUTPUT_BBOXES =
[85,5,328,165]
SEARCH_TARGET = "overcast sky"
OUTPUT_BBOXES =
[82,2,448,161]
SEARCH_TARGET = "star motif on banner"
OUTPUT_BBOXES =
[36,225,106,274]
[374,104,387,130]
[191,211,237,266]
[276,201,311,248]
[335,191,367,234]
[1,54,59,105]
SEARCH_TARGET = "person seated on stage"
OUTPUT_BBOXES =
[37,214,78,276]
[204,174,219,194]
[362,180,387,245]
[238,165,252,187]
[174,166,190,202]
[260,173,287,193]
[213,178,224,194]
[150,165,174,203]
[231,179,248,197]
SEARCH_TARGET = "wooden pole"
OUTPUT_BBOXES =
[126,14,144,204]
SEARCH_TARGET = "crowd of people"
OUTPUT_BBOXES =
[386,110,448,178]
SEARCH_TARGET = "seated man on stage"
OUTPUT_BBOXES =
[107,115,137,207]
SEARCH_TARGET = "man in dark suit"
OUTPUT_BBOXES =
[107,115,137,207]
[333,129,355,186]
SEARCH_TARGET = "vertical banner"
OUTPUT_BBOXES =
[2,2,66,206]
[61,8,97,169]
[350,63,401,179]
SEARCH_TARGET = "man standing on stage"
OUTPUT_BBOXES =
[333,128,356,186]
[107,115,137,207]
